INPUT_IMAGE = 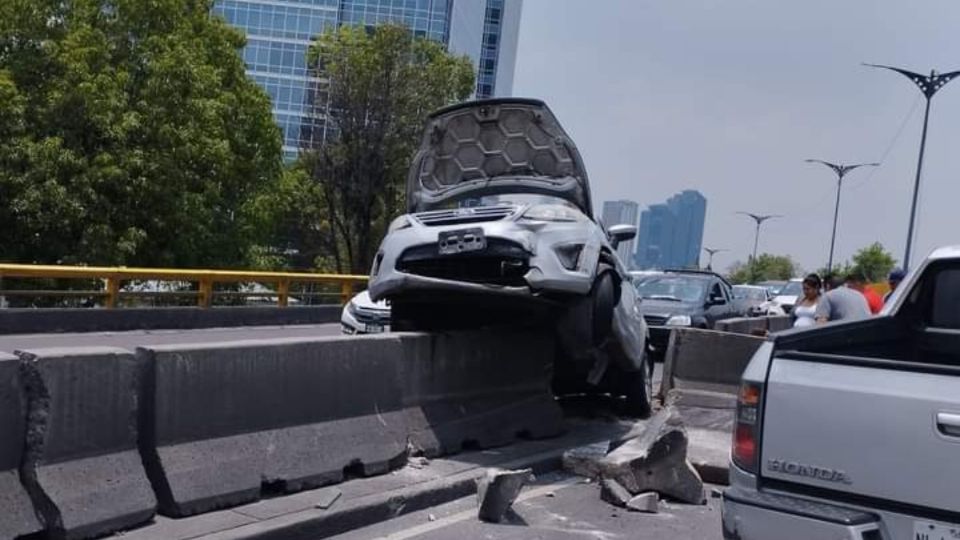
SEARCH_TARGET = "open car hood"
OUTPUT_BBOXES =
[406,98,593,217]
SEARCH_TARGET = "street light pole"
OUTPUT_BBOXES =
[737,212,781,282]
[804,160,879,273]
[864,64,960,271]
[702,248,726,271]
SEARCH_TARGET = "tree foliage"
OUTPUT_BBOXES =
[297,24,475,274]
[0,0,282,267]
[727,253,798,284]
[850,242,897,282]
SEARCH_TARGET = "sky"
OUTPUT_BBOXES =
[511,0,960,273]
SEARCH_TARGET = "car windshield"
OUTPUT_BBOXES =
[635,276,708,303]
[779,281,803,296]
[733,286,765,300]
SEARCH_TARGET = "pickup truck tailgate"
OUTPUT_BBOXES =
[761,355,960,513]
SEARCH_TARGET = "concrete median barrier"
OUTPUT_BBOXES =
[16,347,157,540]
[137,336,411,517]
[137,330,563,518]
[0,351,43,539]
[401,330,564,456]
[659,328,765,406]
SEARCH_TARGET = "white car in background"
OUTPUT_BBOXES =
[771,278,802,314]
[341,291,391,334]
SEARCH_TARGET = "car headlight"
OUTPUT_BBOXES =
[665,315,692,326]
[387,215,412,233]
[522,204,584,222]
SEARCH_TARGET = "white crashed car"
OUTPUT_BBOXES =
[368,98,651,415]
[341,290,391,335]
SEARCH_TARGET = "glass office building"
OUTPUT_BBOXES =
[635,190,707,270]
[213,0,523,159]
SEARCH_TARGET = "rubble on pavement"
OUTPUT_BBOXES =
[476,468,533,523]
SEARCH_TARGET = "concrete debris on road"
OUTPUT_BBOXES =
[476,468,533,523]
[599,406,706,505]
[599,478,632,508]
[314,487,342,510]
[627,492,660,513]
[561,441,609,479]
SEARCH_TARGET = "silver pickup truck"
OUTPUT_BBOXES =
[722,246,960,540]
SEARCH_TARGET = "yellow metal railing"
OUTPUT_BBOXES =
[0,264,369,308]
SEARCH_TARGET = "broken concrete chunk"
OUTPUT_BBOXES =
[314,487,342,510]
[599,478,632,508]
[627,492,659,513]
[599,406,705,505]
[562,442,609,479]
[476,468,532,523]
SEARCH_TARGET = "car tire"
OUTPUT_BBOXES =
[591,269,617,346]
[621,354,653,418]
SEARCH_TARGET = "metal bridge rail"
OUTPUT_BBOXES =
[0,264,369,308]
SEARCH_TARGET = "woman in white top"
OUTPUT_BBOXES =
[792,274,822,328]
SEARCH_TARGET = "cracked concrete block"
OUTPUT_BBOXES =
[627,492,659,513]
[0,352,43,539]
[17,347,156,540]
[599,406,705,505]
[476,468,532,523]
[599,478,631,508]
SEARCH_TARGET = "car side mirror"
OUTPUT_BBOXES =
[707,295,726,306]
[608,224,637,249]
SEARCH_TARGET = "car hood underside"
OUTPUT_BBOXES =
[406,98,593,216]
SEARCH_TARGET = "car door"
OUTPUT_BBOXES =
[703,280,730,328]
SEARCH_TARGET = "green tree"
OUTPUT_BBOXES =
[727,253,798,284]
[0,0,282,268]
[298,24,475,274]
[851,242,896,282]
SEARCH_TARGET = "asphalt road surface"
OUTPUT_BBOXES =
[0,323,343,352]
[330,471,723,540]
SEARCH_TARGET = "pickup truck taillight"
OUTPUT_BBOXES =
[732,381,763,474]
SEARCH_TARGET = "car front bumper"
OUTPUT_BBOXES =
[369,218,602,303]
[722,486,882,540]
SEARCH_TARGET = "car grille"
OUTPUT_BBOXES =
[643,315,669,326]
[414,205,517,227]
[353,306,391,325]
[396,239,530,286]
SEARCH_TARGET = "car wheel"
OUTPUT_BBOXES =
[621,354,653,418]
[591,270,616,346]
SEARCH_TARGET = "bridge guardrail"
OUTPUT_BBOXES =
[0,264,368,307]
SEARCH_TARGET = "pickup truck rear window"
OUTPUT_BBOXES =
[931,268,960,329]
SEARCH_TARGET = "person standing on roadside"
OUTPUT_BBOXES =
[884,268,906,303]
[845,271,883,314]
[792,274,822,328]
[815,274,870,324]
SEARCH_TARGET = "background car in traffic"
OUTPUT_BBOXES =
[341,290,391,334]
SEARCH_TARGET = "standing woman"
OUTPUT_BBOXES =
[792,274,822,328]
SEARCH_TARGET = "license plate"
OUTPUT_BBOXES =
[438,228,486,255]
[914,520,960,540]
[365,323,385,334]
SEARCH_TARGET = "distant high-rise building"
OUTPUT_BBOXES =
[212,0,524,159]
[601,200,640,267]
[635,190,707,270]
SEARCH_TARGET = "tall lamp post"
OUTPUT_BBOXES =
[702,248,726,271]
[804,160,879,273]
[864,63,960,271]
[738,212,781,282]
